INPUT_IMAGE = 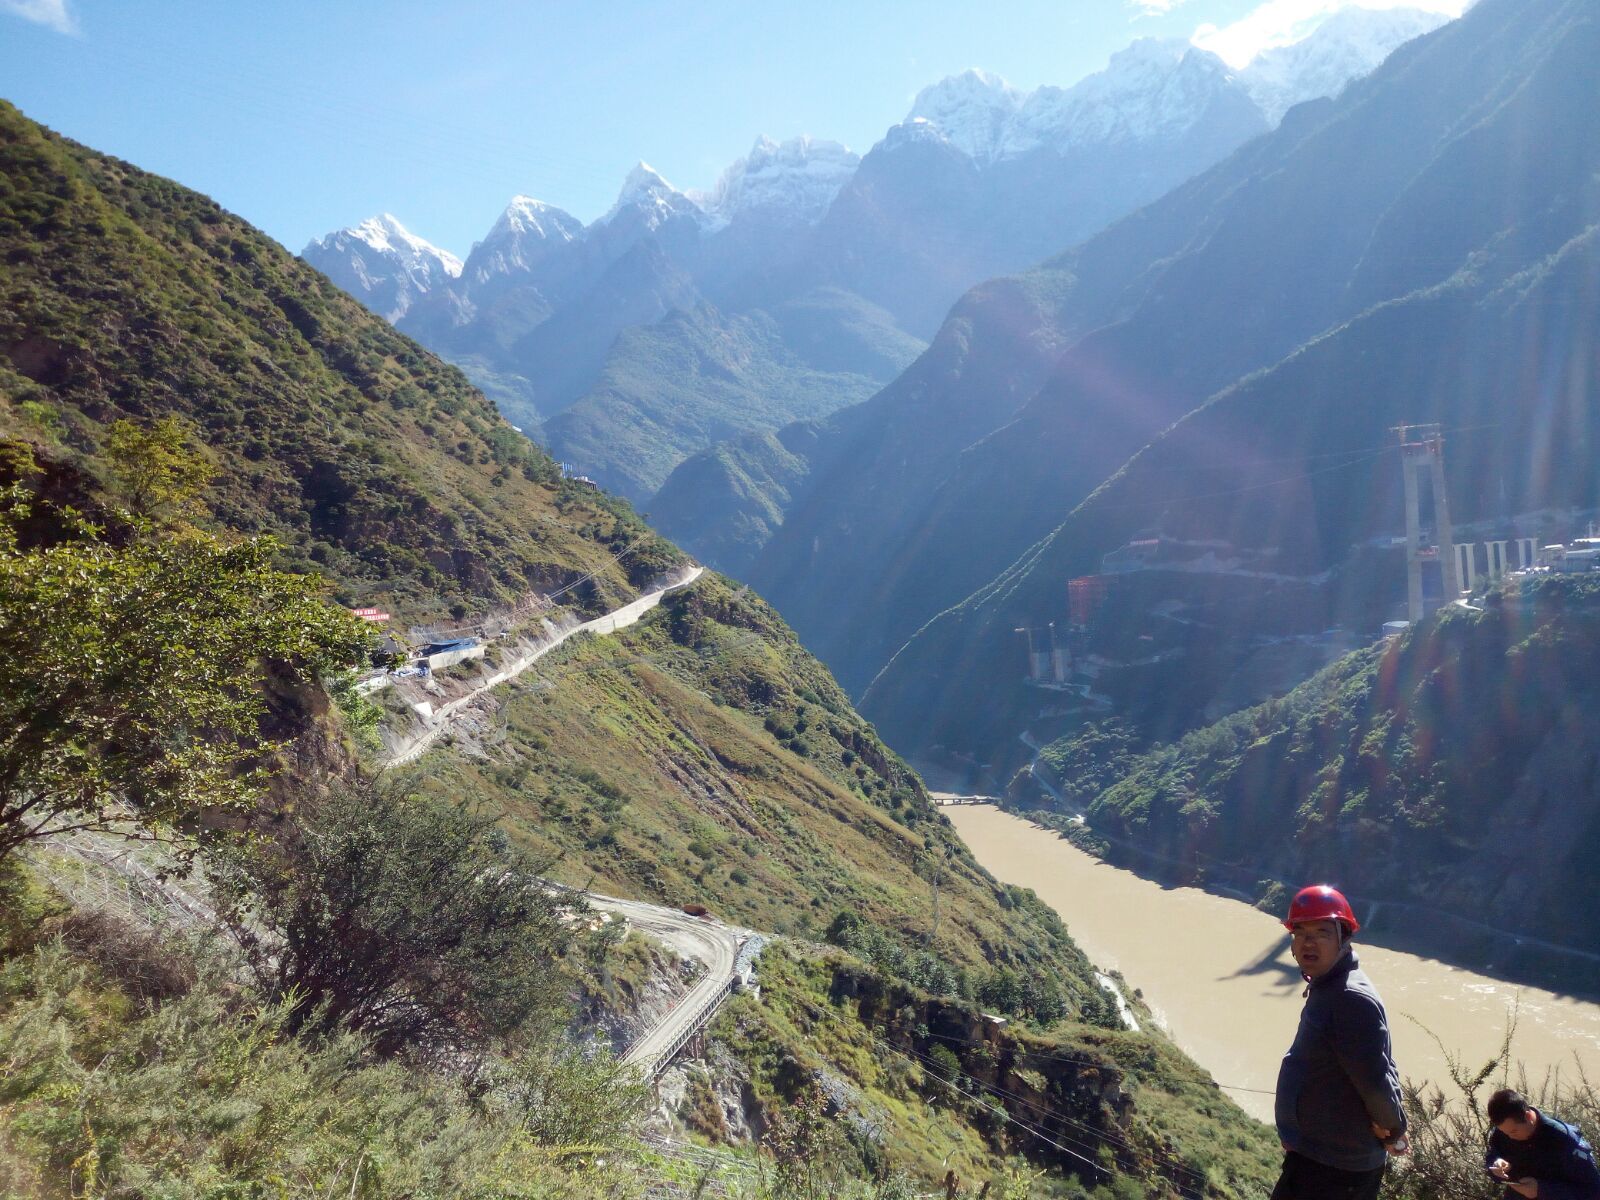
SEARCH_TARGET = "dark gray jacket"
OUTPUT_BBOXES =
[1484,1113,1600,1200]
[1275,949,1406,1172]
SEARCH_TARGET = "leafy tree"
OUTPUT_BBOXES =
[210,781,576,1056]
[104,414,214,519]
[0,521,369,862]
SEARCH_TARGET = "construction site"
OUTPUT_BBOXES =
[1009,423,1600,744]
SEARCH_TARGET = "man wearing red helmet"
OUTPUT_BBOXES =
[1272,884,1407,1200]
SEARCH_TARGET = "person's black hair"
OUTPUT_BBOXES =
[1488,1089,1534,1126]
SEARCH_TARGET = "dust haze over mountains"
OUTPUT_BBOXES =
[305,5,1446,508]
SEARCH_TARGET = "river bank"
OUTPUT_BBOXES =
[949,805,1600,1123]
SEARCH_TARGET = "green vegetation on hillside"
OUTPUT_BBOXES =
[0,99,675,621]
[397,570,1285,1191]
[407,573,1104,1001]
[710,943,1276,1198]
[0,98,1282,1197]
[0,426,651,1195]
[545,293,921,504]
[1052,576,1600,959]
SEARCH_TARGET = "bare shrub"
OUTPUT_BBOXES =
[1385,1015,1600,1199]
[54,908,197,1002]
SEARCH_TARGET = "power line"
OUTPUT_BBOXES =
[874,1039,1111,1182]
[1101,447,1389,513]
[541,536,661,604]
[1141,421,1500,474]
[890,1040,1212,1193]
[919,1028,1277,1098]
[517,628,770,692]
[1093,421,1505,512]
[789,992,1224,1198]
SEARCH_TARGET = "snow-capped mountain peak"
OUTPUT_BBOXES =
[301,214,462,321]
[897,45,1252,164]
[463,195,584,286]
[1004,40,1250,156]
[343,212,463,276]
[1237,6,1454,124]
[691,135,860,228]
[906,69,1023,163]
[892,7,1455,168]
[488,195,580,244]
[601,162,700,229]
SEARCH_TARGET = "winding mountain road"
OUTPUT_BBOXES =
[383,566,705,768]
[586,892,748,1080]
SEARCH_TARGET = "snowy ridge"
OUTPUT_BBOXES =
[1238,6,1453,124]
[907,69,1022,162]
[486,195,582,246]
[690,135,859,229]
[467,195,584,285]
[345,213,463,276]
[302,213,463,321]
[898,6,1458,163]
[903,42,1247,165]
[600,162,703,230]
[1008,39,1243,155]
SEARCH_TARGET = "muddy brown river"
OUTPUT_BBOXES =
[949,805,1600,1122]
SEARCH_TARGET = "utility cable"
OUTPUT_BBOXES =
[919,1027,1280,1098]
[874,1038,1110,1181]
[890,1040,1211,1192]
[790,992,1220,1197]
[547,544,652,604]
[1090,419,1504,513]
[1139,421,1503,474]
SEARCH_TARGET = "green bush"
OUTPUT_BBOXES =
[0,938,650,1198]
[824,910,965,999]
[208,781,572,1056]
[0,511,370,865]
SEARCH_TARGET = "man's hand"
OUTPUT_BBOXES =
[1370,1123,1409,1156]
[1507,1178,1538,1198]
[1488,1158,1512,1181]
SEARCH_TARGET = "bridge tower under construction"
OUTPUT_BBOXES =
[1015,623,1069,684]
[1395,423,1459,622]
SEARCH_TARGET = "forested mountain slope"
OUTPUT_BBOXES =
[648,423,825,577]
[0,100,677,621]
[540,289,922,503]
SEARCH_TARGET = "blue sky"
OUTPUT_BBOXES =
[0,0,1460,255]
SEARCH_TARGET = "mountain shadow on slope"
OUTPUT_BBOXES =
[865,101,1600,782]
[750,1,1573,700]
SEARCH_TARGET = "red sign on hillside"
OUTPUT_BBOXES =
[350,607,391,622]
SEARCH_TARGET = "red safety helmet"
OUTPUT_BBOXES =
[1284,884,1360,935]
